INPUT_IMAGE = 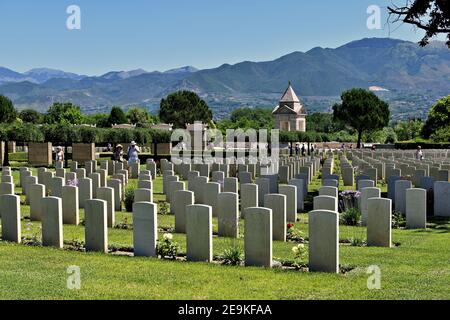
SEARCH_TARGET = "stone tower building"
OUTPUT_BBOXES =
[272,82,306,132]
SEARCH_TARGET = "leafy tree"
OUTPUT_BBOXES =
[422,95,450,138]
[126,107,151,127]
[306,113,346,133]
[108,106,128,126]
[0,95,17,123]
[394,119,424,141]
[159,91,212,128]
[45,102,83,125]
[332,88,390,148]
[430,126,450,142]
[84,113,110,128]
[388,0,450,47]
[19,109,43,124]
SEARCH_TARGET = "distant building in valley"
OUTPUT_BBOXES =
[272,82,307,132]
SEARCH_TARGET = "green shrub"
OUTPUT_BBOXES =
[156,233,179,259]
[220,245,244,265]
[340,208,361,226]
[124,186,135,212]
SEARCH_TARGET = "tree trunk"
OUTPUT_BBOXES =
[357,130,363,149]
[3,141,9,167]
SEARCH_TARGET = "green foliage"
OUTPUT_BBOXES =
[19,109,43,124]
[41,124,79,144]
[149,129,171,143]
[364,127,398,144]
[108,106,128,126]
[126,107,152,127]
[333,88,390,147]
[84,113,110,128]
[156,234,179,259]
[0,95,17,123]
[159,91,212,128]
[226,107,273,130]
[124,186,135,212]
[430,126,450,142]
[306,112,345,133]
[220,244,244,265]
[6,123,44,143]
[45,102,83,125]
[340,208,361,226]
[422,95,450,138]
[394,119,424,141]
[78,126,100,143]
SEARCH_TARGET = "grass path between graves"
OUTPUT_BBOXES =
[0,163,450,299]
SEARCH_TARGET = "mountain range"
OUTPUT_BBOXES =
[1,38,449,120]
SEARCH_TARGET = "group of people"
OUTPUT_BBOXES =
[295,143,315,156]
[53,142,141,165]
[113,141,141,164]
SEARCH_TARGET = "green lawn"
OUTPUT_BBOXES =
[0,163,449,300]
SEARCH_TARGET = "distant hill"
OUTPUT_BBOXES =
[0,38,449,120]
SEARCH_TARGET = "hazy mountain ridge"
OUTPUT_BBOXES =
[0,38,449,120]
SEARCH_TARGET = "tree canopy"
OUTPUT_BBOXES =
[45,102,83,125]
[108,106,128,126]
[332,88,390,148]
[422,95,450,138]
[388,0,450,47]
[19,109,43,124]
[126,107,152,127]
[0,95,17,123]
[159,91,213,128]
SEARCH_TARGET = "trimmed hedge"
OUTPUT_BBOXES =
[395,142,450,150]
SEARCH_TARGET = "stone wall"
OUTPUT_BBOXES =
[152,143,172,155]
[72,143,96,163]
[28,142,52,166]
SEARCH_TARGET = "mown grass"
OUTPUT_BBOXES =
[0,162,449,300]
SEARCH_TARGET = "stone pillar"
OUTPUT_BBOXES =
[217,192,239,238]
[244,207,272,268]
[133,202,157,257]
[186,204,213,262]
[62,185,79,225]
[187,171,200,192]
[131,162,140,179]
[406,188,426,229]
[78,177,92,209]
[107,179,122,211]
[367,198,392,247]
[394,180,412,214]
[288,179,305,211]
[29,184,46,221]
[0,194,21,243]
[0,182,14,196]
[204,182,220,217]
[97,187,115,228]
[223,177,238,193]
[255,178,270,207]
[89,172,101,198]
[264,194,287,241]
[173,190,194,233]
[279,185,297,223]
[360,187,381,225]
[434,182,450,217]
[85,199,108,253]
[50,176,65,198]
[41,197,63,248]
[313,195,337,212]
[240,183,258,216]
[134,188,153,203]
[309,210,339,273]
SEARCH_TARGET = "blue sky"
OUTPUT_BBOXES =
[0,0,440,75]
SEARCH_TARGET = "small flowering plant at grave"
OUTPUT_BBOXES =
[392,210,406,229]
[158,202,169,215]
[219,243,244,266]
[156,233,179,260]
[286,223,306,243]
[339,190,362,226]
[67,179,79,187]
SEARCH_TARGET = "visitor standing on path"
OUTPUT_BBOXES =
[127,141,140,164]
